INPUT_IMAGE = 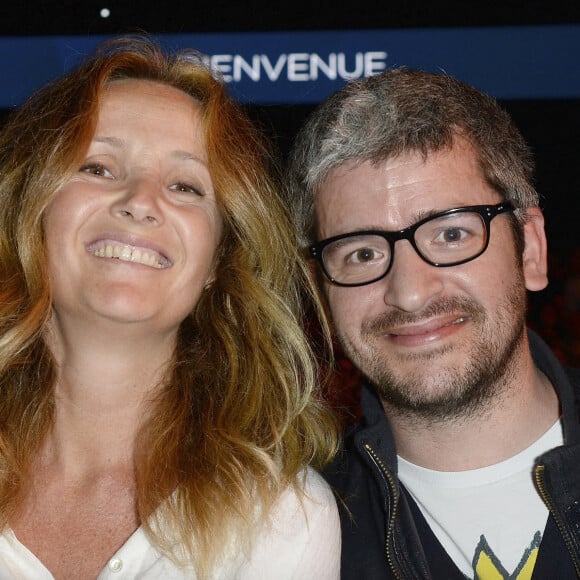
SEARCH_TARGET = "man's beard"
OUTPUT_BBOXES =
[337,275,528,424]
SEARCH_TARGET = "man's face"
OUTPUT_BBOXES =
[315,138,547,421]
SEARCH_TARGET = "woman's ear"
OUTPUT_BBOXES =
[522,207,549,292]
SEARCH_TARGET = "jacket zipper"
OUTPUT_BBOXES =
[534,463,580,576]
[364,442,404,580]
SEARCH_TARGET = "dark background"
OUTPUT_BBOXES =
[1,0,579,364]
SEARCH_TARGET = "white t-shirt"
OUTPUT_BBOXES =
[398,420,563,580]
[0,467,340,579]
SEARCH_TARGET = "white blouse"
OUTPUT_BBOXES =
[0,467,340,579]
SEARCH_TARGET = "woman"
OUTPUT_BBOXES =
[0,37,340,578]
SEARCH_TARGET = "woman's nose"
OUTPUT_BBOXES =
[112,177,164,225]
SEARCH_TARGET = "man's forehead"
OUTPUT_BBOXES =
[313,140,495,236]
[317,138,481,194]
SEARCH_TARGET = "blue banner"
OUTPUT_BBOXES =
[0,25,579,107]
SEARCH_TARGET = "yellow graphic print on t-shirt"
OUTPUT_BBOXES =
[472,531,541,580]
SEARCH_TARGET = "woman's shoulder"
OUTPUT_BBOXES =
[299,465,338,508]
[238,467,340,578]
[270,466,338,521]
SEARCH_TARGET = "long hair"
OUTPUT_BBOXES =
[287,67,539,250]
[0,36,337,577]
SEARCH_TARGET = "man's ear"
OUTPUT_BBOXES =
[521,207,549,292]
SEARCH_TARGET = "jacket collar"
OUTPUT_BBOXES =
[528,329,580,444]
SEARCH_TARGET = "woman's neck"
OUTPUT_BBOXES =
[41,311,178,473]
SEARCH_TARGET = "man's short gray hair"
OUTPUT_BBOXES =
[287,67,539,247]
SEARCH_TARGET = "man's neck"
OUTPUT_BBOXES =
[386,365,560,471]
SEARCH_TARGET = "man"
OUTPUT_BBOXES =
[287,68,580,579]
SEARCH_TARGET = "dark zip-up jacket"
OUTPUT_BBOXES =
[323,330,580,579]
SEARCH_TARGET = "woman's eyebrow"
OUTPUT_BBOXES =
[91,135,124,148]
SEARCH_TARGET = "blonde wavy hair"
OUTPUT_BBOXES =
[0,36,337,577]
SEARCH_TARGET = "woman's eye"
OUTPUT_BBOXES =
[170,182,204,196]
[80,163,113,178]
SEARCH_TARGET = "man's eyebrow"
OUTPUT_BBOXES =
[406,206,461,226]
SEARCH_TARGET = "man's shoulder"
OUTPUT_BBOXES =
[322,420,367,488]
[563,366,580,418]
[323,381,397,487]
[564,365,580,387]
[321,416,397,579]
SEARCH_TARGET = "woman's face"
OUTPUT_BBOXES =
[44,79,222,335]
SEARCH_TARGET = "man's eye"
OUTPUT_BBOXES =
[443,228,464,242]
[348,247,381,264]
[437,227,469,244]
[170,182,204,196]
[80,163,113,178]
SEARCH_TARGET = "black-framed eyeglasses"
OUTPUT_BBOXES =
[309,202,515,287]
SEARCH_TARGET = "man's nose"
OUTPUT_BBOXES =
[381,240,444,312]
